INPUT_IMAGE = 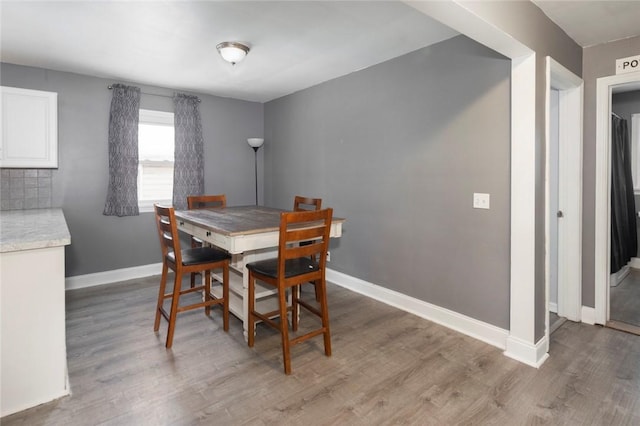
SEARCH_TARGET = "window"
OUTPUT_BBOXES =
[138,109,174,211]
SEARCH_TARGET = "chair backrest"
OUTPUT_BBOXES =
[187,194,227,210]
[154,204,182,265]
[278,208,333,279]
[293,195,322,212]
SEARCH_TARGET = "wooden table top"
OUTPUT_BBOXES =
[174,205,344,237]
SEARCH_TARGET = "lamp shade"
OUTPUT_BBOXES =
[217,42,250,65]
[247,138,264,148]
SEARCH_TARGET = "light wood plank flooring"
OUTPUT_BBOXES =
[610,268,640,330]
[4,275,640,425]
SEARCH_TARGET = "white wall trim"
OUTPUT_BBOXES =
[581,306,596,325]
[549,302,558,314]
[326,269,509,351]
[65,263,162,291]
[509,53,538,345]
[504,335,549,368]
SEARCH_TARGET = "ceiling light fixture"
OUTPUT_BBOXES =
[216,41,250,65]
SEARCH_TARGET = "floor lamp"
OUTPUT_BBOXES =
[247,138,264,205]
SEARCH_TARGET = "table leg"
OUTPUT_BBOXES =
[241,255,250,342]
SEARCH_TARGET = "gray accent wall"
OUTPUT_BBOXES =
[264,35,511,329]
[0,62,263,276]
[582,36,640,307]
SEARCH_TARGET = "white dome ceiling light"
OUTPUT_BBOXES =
[216,41,250,65]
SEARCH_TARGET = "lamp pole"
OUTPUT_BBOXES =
[247,138,264,205]
[252,146,259,205]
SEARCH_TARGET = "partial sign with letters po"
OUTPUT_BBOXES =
[616,54,640,75]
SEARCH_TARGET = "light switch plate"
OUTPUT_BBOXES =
[473,193,490,209]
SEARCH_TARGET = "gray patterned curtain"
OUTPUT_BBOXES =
[172,93,204,209]
[103,84,141,216]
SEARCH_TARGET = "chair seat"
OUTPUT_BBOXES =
[168,247,230,266]
[247,257,318,279]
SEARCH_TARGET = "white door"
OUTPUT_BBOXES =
[545,57,583,351]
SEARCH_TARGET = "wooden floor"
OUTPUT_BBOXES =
[610,268,640,330]
[4,275,640,425]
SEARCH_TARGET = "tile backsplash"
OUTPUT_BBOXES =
[0,169,53,210]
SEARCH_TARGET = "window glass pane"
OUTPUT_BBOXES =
[137,111,174,210]
[139,123,174,161]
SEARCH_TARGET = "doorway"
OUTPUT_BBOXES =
[608,90,640,333]
[544,57,583,349]
[594,72,640,326]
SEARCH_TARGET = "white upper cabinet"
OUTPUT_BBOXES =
[1,86,58,168]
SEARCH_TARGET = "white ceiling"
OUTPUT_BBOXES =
[1,1,639,103]
[0,1,458,103]
[532,1,640,48]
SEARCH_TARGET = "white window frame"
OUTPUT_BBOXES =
[137,109,174,212]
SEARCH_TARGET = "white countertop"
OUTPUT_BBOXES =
[0,208,71,253]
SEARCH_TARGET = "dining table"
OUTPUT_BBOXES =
[174,205,345,340]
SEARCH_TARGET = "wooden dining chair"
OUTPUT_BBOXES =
[294,195,322,300]
[153,204,230,348]
[293,195,321,212]
[187,194,227,287]
[187,194,227,210]
[247,208,333,374]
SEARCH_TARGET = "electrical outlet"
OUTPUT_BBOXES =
[326,251,331,262]
[473,193,490,209]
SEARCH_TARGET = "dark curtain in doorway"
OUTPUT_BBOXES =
[611,114,637,273]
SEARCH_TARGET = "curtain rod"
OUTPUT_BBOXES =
[107,85,200,102]
[612,111,622,119]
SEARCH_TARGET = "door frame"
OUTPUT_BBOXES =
[544,57,584,349]
[595,71,640,324]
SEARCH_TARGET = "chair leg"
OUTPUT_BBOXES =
[318,279,332,357]
[248,270,256,347]
[292,285,299,332]
[222,263,229,332]
[190,239,199,288]
[278,286,292,375]
[314,282,320,302]
[204,270,212,316]
[154,263,169,332]
[165,272,183,349]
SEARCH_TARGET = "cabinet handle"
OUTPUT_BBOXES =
[179,221,184,226]
[206,231,211,237]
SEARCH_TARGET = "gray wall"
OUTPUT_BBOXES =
[582,36,640,307]
[0,62,263,277]
[612,90,640,256]
[442,0,582,340]
[264,35,511,329]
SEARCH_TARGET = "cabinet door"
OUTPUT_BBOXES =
[1,86,58,168]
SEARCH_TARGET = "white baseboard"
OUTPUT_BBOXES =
[549,302,558,313]
[630,257,640,269]
[581,305,596,325]
[504,334,549,368]
[65,263,162,291]
[326,269,509,350]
